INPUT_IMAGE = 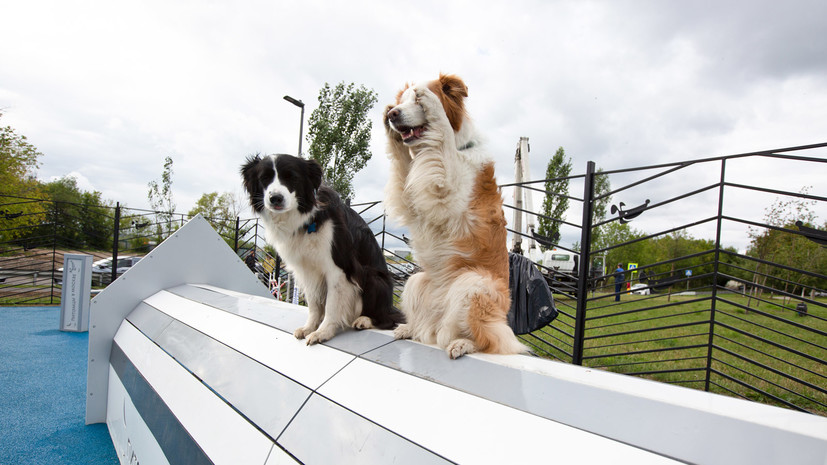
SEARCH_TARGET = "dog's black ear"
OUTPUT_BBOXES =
[240,154,264,211]
[305,158,323,190]
[240,154,260,192]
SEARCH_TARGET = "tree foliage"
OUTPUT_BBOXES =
[0,111,42,197]
[188,191,246,247]
[590,168,612,250]
[38,176,115,249]
[597,222,740,289]
[188,192,239,220]
[306,82,378,200]
[537,147,572,251]
[597,221,648,272]
[746,187,827,301]
[0,112,48,247]
[147,156,176,241]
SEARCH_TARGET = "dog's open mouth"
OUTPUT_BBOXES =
[397,125,425,143]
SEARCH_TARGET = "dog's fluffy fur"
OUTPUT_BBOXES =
[384,74,527,358]
[241,154,403,345]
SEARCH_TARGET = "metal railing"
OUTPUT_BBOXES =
[364,143,827,415]
[0,198,274,304]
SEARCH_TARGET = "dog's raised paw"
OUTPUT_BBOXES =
[414,87,438,111]
[413,86,453,134]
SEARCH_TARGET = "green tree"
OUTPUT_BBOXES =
[746,187,826,304]
[0,112,48,248]
[39,176,114,250]
[590,168,612,250]
[147,156,176,241]
[0,111,42,197]
[599,221,647,275]
[188,191,245,247]
[537,147,571,251]
[306,82,378,200]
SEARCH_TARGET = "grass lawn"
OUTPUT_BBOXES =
[523,291,827,415]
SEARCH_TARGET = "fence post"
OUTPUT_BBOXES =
[381,212,386,251]
[111,203,120,285]
[572,161,596,365]
[704,159,727,391]
[234,216,240,252]
[50,202,59,305]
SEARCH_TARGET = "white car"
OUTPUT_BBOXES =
[92,256,142,274]
[630,283,650,295]
[55,256,143,285]
[388,262,415,278]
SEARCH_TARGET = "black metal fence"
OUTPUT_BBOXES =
[2,142,825,415]
[543,144,826,416]
[362,142,827,415]
[0,198,270,304]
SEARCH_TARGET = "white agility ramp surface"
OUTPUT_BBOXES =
[87,216,827,465]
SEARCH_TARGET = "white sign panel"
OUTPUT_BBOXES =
[60,254,92,332]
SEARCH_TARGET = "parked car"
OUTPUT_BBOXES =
[93,256,143,274]
[630,283,651,295]
[54,255,143,285]
[388,262,415,278]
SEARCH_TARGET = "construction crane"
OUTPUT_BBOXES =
[511,137,539,260]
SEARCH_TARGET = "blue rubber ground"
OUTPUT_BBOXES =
[0,306,118,465]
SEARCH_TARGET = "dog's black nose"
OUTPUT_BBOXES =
[387,108,399,123]
[269,193,284,208]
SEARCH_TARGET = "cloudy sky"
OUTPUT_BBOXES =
[2,0,825,252]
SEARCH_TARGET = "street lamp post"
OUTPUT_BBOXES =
[283,95,305,157]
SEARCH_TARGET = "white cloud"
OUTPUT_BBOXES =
[1,0,825,252]
[49,171,96,193]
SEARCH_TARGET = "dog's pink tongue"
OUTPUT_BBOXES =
[413,127,424,138]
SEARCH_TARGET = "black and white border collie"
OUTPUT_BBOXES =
[241,154,403,345]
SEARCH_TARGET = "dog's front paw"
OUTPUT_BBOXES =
[305,328,334,345]
[446,339,476,359]
[393,323,412,340]
[352,316,373,330]
[293,326,311,340]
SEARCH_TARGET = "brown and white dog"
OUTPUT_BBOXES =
[383,74,527,359]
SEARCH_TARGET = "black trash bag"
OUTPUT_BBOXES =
[507,252,558,335]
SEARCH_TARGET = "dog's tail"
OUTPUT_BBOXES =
[361,267,405,330]
[373,306,406,330]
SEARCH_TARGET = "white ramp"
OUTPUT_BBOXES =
[86,215,272,425]
[88,217,827,465]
